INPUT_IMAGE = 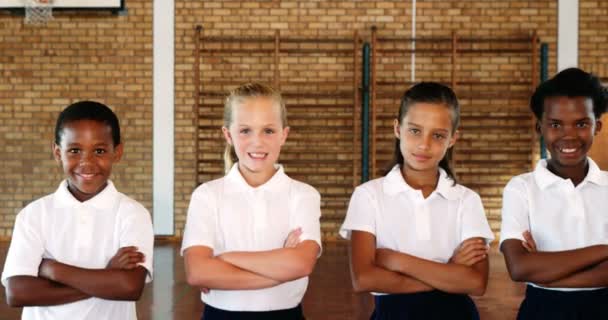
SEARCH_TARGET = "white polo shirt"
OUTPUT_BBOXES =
[340,165,494,294]
[181,164,322,312]
[1,180,154,320]
[500,158,608,291]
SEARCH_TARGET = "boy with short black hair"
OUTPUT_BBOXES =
[2,100,153,320]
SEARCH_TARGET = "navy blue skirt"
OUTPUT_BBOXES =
[201,303,304,320]
[371,290,480,320]
[517,285,608,320]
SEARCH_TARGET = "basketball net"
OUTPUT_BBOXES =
[24,0,54,25]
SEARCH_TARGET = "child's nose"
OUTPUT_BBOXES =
[418,135,431,150]
[79,152,95,164]
[562,125,577,137]
[253,132,265,145]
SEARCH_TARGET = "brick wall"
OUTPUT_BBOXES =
[381,0,558,234]
[175,0,558,240]
[174,1,415,240]
[580,0,608,169]
[0,1,153,239]
[3,0,607,241]
[579,0,608,77]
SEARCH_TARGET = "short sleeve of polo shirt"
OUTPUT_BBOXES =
[181,184,218,255]
[118,201,155,283]
[499,178,530,246]
[339,186,378,239]
[459,191,495,244]
[290,184,322,251]
[1,205,45,286]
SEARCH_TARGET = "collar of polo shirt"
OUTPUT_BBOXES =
[533,158,608,190]
[224,162,289,194]
[54,179,119,210]
[383,165,459,200]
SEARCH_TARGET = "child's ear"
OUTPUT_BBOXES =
[113,143,124,162]
[52,142,62,163]
[595,119,603,135]
[280,126,290,146]
[535,121,542,134]
[221,126,233,145]
[448,130,460,148]
[393,119,400,139]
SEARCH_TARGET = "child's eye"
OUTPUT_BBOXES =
[240,128,250,134]
[95,149,106,155]
[68,148,80,154]
[264,128,275,134]
[576,122,590,128]
[549,123,561,129]
[433,133,446,140]
[408,128,420,135]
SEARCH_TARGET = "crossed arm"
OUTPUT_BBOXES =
[349,231,489,296]
[6,246,148,307]
[501,231,608,287]
[184,229,320,291]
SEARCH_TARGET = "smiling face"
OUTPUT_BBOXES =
[222,96,289,186]
[540,96,601,176]
[395,102,458,175]
[54,120,123,202]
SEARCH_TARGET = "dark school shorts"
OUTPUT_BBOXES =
[201,303,304,320]
[370,290,480,320]
[517,285,608,320]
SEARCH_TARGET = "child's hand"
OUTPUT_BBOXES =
[449,238,488,266]
[283,227,302,248]
[107,246,145,270]
[522,231,538,253]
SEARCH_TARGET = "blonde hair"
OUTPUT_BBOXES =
[223,83,288,174]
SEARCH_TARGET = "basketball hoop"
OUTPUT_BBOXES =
[24,0,54,25]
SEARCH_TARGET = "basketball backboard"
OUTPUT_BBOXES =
[0,0,124,10]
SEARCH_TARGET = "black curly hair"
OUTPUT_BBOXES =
[530,68,608,120]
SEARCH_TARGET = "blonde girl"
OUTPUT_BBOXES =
[182,83,321,320]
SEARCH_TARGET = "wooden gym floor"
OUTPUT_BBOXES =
[0,241,525,320]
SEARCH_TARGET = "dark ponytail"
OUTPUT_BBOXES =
[384,82,460,184]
